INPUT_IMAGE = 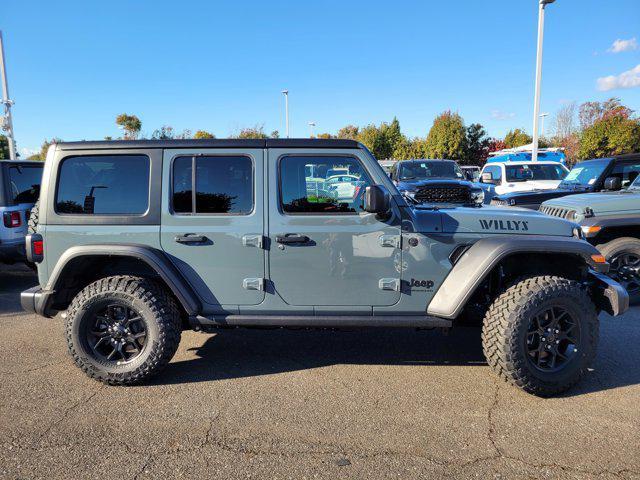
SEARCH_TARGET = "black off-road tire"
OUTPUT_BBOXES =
[27,199,39,234]
[597,237,640,305]
[482,276,598,397]
[65,275,182,385]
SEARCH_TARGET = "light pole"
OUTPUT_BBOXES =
[531,0,555,162]
[308,121,316,138]
[281,90,289,138]
[539,112,549,138]
[0,31,16,160]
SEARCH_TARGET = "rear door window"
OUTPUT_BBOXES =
[8,165,43,204]
[610,161,640,188]
[56,155,150,214]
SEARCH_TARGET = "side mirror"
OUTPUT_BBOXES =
[604,177,622,191]
[481,172,496,184]
[364,185,390,214]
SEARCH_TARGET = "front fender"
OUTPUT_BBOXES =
[427,235,608,319]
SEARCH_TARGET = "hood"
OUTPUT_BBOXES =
[396,178,472,191]
[410,204,576,237]
[541,190,640,215]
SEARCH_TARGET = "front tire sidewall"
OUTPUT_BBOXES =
[71,290,159,375]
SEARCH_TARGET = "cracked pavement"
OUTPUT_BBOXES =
[1,265,639,479]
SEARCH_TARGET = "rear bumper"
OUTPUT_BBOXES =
[589,270,629,317]
[20,286,56,317]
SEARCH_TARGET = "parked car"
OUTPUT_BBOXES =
[22,138,628,396]
[389,159,489,205]
[0,160,44,266]
[491,154,640,209]
[539,173,640,303]
[480,161,569,195]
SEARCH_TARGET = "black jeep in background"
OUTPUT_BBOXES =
[490,153,640,210]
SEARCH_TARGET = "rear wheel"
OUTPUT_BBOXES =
[65,275,181,385]
[482,276,598,396]
[597,237,640,305]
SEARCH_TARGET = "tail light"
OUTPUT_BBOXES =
[26,233,44,263]
[3,211,22,228]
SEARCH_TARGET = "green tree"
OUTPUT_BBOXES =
[194,130,215,139]
[0,135,9,159]
[232,125,269,139]
[579,115,640,159]
[115,113,142,140]
[355,118,403,160]
[425,111,467,160]
[151,125,174,140]
[464,123,490,165]
[392,137,428,160]
[337,125,359,140]
[315,132,335,139]
[503,128,532,148]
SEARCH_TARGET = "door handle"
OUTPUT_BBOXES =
[175,234,208,244]
[275,234,310,244]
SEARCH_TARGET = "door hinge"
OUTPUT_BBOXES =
[378,278,400,292]
[243,278,265,291]
[379,234,401,249]
[242,234,264,249]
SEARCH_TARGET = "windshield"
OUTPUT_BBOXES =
[560,159,610,187]
[399,161,464,181]
[630,174,640,190]
[505,164,567,182]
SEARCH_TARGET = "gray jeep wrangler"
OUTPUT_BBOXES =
[22,139,628,396]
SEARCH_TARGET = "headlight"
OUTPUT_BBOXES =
[470,189,485,205]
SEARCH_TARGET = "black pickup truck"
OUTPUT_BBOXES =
[490,154,640,210]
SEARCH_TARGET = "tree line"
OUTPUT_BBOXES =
[5,96,638,165]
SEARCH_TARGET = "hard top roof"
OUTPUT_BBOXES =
[56,138,362,151]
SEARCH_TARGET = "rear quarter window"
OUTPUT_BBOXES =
[55,155,150,215]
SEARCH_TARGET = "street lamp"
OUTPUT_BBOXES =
[531,0,555,162]
[281,90,289,138]
[0,31,16,160]
[308,121,316,138]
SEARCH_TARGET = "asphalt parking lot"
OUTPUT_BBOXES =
[1,264,639,479]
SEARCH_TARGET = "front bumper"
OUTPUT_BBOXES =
[589,270,629,317]
[20,286,56,317]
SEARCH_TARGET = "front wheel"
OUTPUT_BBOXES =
[65,275,182,385]
[482,276,598,397]
[597,237,640,305]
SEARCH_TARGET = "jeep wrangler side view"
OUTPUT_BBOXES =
[22,139,629,396]
[540,171,640,304]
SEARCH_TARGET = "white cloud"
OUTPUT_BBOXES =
[597,64,640,91]
[19,147,39,157]
[490,110,515,121]
[608,37,638,53]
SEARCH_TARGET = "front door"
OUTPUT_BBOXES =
[160,149,265,309]
[267,149,402,307]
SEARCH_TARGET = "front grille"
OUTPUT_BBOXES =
[414,184,471,204]
[539,205,575,219]
[490,198,508,206]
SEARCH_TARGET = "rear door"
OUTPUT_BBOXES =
[160,149,265,310]
[267,149,402,308]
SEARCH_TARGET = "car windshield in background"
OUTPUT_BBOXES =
[8,165,43,204]
[559,159,610,187]
[505,164,567,182]
[630,174,640,190]
[399,161,464,181]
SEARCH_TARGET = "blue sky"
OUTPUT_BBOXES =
[3,0,640,155]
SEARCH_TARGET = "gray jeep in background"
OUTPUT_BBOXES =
[540,172,640,304]
[21,139,628,396]
[0,160,43,265]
